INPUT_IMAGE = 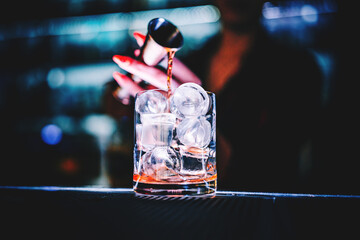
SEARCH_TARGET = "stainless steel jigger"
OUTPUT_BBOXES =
[139,17,184,66]
[113,18,183,103]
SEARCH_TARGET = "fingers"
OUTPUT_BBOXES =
[133,32,145,57]
[113,71,144,97]
[133,31,146,47]
[130,51,199,85]
[113,55,180,90]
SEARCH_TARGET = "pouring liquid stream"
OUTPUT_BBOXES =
[166,50,175,98]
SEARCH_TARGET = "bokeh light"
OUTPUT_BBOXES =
[41,124,63,145]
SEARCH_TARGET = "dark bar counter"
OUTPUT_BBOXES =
[1,186,359,239]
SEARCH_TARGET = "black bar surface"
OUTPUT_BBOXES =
[1,186,359,239]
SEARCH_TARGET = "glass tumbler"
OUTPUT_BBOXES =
[133,88,216,196]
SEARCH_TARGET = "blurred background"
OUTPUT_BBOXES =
[0,0,358,194]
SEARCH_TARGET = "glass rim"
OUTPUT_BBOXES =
[134,88,215,98]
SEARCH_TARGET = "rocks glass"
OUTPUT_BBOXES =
[133,83,216,196]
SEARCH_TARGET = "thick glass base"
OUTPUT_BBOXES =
[133,180,216,196]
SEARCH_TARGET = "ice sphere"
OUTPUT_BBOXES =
[170,82,209,118]
[141,146,181,181]
[140,113,176,150]
[135,90,168,114]
[177,116,211,148]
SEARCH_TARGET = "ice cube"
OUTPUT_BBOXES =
[170,83,209,118]
[141,146,182,181]
[179,146,208,179]
[140,113,176,150]
[176,116,211,148]
[135,90,168,114]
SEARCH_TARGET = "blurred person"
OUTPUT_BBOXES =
[109,0,322,192]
